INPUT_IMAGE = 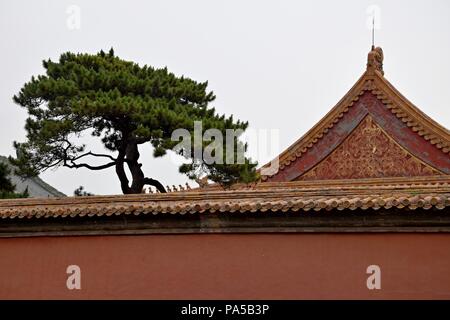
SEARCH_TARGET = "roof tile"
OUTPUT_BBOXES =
[2,177,450,219]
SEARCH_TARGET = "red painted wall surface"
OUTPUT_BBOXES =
[1,233,450,299]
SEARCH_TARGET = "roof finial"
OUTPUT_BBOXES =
[367,45,384,76]
[367,15,384,76]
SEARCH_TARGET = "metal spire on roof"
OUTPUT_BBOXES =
[372,15,375,49]
[367,14,384,76]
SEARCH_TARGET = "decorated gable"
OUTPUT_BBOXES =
[261,47,450,183]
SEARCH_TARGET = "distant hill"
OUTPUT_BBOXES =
[0,156,65,198]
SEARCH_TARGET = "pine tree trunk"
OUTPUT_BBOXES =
[115,141,166,194]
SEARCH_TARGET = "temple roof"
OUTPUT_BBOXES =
[1,47,450,235]
[259,46,450,182]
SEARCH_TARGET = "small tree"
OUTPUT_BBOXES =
[74,186,94,196]
[0,163,15,194]
[0,163,28,199]
[12,49,257,194]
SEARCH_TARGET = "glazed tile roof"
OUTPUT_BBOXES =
[1,176,449,219]
[259,49,450,181]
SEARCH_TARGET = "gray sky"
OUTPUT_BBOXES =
[1,0,449,196]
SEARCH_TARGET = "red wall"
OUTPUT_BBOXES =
[1,233,449,299]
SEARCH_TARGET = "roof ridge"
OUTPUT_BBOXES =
[1,176,449,208]
[1,190,449,219]
[372,75,450,148]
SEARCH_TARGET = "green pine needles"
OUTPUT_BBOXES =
[12,49,257,194]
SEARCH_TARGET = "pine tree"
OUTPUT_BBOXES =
[12,49,257,194]
[0,163,15,194]
[0,163,28,199]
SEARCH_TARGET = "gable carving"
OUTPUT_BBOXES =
[296,115,443,181]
